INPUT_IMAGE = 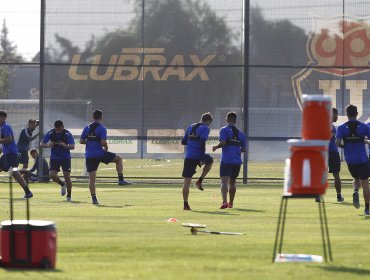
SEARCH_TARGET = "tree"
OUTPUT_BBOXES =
[46,0,242,128]
[0,19,24,98]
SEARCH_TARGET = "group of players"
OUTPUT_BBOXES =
[181,111,246,210]
[0,109,131,205]
[8,105,369,213]
[0,109,246,208]
[329,104,370,215]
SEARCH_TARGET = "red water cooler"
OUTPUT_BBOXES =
[285,94,331,195]
[0,171,57,269]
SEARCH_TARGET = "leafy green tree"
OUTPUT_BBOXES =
[0,19,23,98]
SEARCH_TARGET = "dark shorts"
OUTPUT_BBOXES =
[18,150,29,165]
[328,151,340,174]
[347,162,369,180]
[50,159,71,173]
[220,163,241,179]
[182,154,213,178]
[86,151,116,172]
[0,153,19,171]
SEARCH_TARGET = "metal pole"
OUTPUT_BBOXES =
[272,197,285,262]
[140,0,145,159]
[38,0,46,181]
[243,0,250,184]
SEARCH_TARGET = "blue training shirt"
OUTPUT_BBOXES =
[336,120,370,164]
[219,125,246,165]
[182,123,210,160]
[328,125,339,153]
[0,122,18,155]
[80,122,107,158]
[42,129,75,160]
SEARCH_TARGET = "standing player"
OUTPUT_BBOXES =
[212,112,246,209]
[181,112,214,211]
[329,108,343,202]
[0,110,33,198]
[336,105,370,215]
[41,120,75,202]
[17,119,40,171]
[80,109,131,205]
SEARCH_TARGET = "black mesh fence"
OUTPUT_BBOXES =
[1,0,370,181]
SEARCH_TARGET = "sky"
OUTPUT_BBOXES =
[0,0,367,62]
[0,0,40,61]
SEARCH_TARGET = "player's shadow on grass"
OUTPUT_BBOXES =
[94,204,125,208]
[327,201,352,207]
[318,265,370,276]
[191,210,238,216]
[232,208,264,213]
[2,267,63,273]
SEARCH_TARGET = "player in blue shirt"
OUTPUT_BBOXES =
[41,120,75,202]
[17,119,39,171]
[80,110,131,205]
[336,105,370,215]
[329,108,343,203]
[181,112,214,210]
[212,112,246,209]
[0,110,33,198]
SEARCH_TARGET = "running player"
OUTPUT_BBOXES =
[0,110,33,198]
[41,120,75,202]
[181,112,213,210]
[80,109,131,205]
[329,108,343,202]
[212,112,246,209]
[336,105,370,215]
[17,119,39,171]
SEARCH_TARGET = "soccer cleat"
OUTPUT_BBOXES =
[227,203,233,209]
[364,209,370,216]
[23,192,33,199]
[66,196,72,202]
[337,195,344,203]
[315,196,321,203]
[220,202,228,209]
[92,197,99,205]
[60,183,66,196]
[118,180,132,186]
[194,180,204,191]
[353,191,360,209]
[183,204,191,211]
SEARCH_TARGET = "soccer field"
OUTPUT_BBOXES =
[68,158,355,181]
[0,181,370,280]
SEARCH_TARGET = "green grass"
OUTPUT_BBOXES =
[0,181,369,279]
[68,158,355,180]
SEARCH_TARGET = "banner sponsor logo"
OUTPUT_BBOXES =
[69,48,216,81]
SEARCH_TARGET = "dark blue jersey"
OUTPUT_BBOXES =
[42,129,75,160]
[80,122,107,158]
[328,125,339,153]
[219,125,246,165]
[182,123,210,160]
[336,120,370,164]
[17,128,33,151]
[29,156,49,178]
